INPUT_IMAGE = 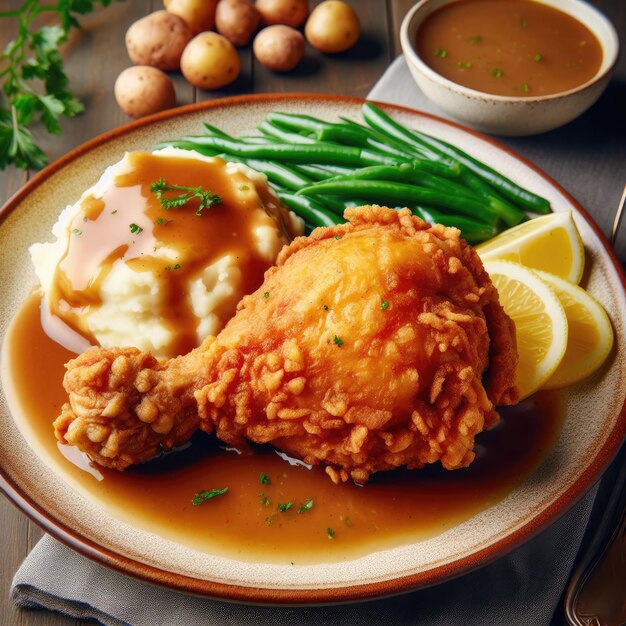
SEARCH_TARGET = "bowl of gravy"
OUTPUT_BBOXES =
[400,0,619,135]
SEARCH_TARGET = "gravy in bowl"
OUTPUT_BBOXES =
[416,0,603,97]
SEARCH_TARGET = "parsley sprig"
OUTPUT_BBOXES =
[0,0,119,170]
[191,487,228,506]
[150,177,222,215]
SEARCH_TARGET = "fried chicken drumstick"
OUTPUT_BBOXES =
[54,206,519,482]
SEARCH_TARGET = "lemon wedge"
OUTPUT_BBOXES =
[477,211,585,284]
[533,270,614,389]
[484,260,568,400]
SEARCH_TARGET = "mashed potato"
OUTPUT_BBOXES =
[30,148,303,357]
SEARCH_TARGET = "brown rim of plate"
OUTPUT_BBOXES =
[1,93,625,605]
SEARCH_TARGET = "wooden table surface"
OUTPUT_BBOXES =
[0,1,624,625]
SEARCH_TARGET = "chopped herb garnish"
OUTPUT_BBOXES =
[259,493,271,507]
[155,217,164,225]
[381,300,389,311]
[298,499,314,514]
[277,501,293,512]
[470,34,482,44]
[323,305,329,311]
[260,471,271,485]
[164,263,181,271]
[333,234,341,240]
[265,516,274,526]
[263,291,270,299]
[491,68,503,78]
[434,48,448,59]
[72,228,82,236]
[239,184,250,191]
[457,61,472,70]
[534,53,543,62]
[111,210,118,214]
[521,83,530,93]
[191,487,228,506]
[333,335,343,347]
[154,217,172,225]
[129,223,143,234]
[327,527,335,539]
[150,177,222,216]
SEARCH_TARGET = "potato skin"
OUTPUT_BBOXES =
[166,0,218,34]
[305,0,360,53]
[181,32,241,89]
[255,0,308,27]
[253,25,304,72]
[216,0,260,47]
[114,66,176,118]
[125,11,192,70]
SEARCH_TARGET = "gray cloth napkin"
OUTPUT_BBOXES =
[11,56,617,625]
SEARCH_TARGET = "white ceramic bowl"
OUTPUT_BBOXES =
[400,0,619,136]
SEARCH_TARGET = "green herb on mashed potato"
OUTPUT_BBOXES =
[150,177,222,215]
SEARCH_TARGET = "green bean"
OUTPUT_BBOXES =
[257,120,315,144]
[338,116,439,162]
[327,164,476,200]
[179,135,401,167]
[279,112,433,163]
[361,104,528,226]
[305,163,355,176]
[360,104,443,161]
[410,129,550,213]
[278,193,342,227]
[290,163,333,181]
[268,112,329,133]
[244,159,312,190]
[457,166,527,226]
[239,136,278,144]
[312,124,374,148]
[200,149,314,191]
[362,102,550,214]
[268,112,419,164]
[413,206,497,244]
[297,180,499,225]
[202,123,234,139]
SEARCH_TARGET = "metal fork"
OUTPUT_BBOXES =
[563,187,626,626]
[563,449,626,626]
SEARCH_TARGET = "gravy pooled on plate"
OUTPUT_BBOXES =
[416,0,602,97]
[5,292,563,564]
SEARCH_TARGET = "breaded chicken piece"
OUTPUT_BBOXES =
[54,206,518,481]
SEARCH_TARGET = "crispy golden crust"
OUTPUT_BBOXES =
[54,345,207,469]
[196,206,518,482]
[54,206,518,480]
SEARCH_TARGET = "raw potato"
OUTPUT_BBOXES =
[216,0,260,47]
[126,11,192,70]
[255,0,308,27]
[253,25,304,72]
[305,0,360,53]
[114,66,176,118]
[166,0,219,34]
[181,32,241,89]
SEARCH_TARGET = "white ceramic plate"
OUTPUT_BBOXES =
[1,94,625,603]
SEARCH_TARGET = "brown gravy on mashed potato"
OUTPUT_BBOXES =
[6,293,563,563]
[44,151,297,357]
[417,0,602,97]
